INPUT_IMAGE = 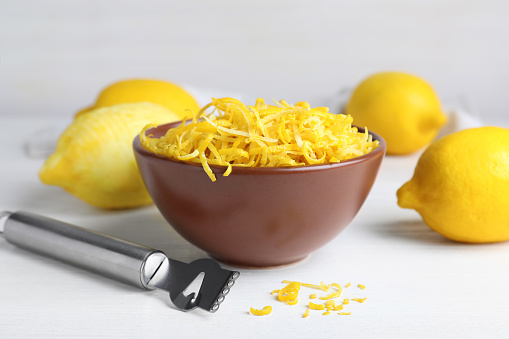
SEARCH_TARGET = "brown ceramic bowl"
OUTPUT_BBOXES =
[133,122,386,268]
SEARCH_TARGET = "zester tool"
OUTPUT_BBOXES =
[0,211,239,312]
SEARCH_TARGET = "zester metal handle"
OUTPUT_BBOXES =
[0,211,165,289]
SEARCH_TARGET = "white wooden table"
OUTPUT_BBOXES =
[1,117,509,338]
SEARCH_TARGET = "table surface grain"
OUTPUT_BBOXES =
[1,118,509,339]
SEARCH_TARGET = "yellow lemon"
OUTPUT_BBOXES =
[345,72,447,155]
[40,102,179,209]
[77,79,200,119]
[397,127,509,243]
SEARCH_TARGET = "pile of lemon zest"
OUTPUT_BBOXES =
[309,294,317,299]
[303,308,310,318]
[338,312,351,315]
[358,284,366,290]
[343,299,350,305]
[250,306,272,316]
[140,98,379,181]
[352,297,367,303]
[308,302,325,310]
[345,282,351,288]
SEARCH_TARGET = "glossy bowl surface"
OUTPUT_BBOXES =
[134,122,386,267]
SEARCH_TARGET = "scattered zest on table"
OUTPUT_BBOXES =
[352,297,368,303]
[250,280,367,318]
[250,306,272,316]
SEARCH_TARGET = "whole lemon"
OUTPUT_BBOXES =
[40,102,179,209]
[397,127,509,243]
[77,79,200,119]
[346,72,447,155]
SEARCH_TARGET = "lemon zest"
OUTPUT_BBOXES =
[309,302,325,310]
[352,297,367,303]
[140,98,379,181]
[333,304,344,311]
[277,282,300,304]
[286,298,299,305]
[303,308,310,318]
[282,280,330,292]
[250,306,272,316]
[358,284,366,290]
[338,312,351,315]
[320,283,342,300]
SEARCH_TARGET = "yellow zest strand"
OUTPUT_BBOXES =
[338,312,352,315]
[277,282,300,304]
[352,297,367,303]
[358,284,366,290]
[250,306,272,316]
[320,283,342,300]
[323,312,331,316]
[303,308,310,318]
[175,149,199,161]
[309,294,317,299]
[282,280,330,292]
[343,299,350,305]
[223,163,232,176]
[345,282,351,288]
[309,302,325,310]
[286,298,299,305]
[140,98,379,181]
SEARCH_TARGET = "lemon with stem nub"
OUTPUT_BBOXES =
[346,72,447,155]
[397,127,509,243]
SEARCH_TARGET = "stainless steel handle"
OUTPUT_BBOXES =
[1,211,165,289]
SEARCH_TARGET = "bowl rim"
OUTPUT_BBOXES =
[133,120,387,174]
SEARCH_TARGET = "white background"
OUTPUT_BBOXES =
[1,0,509,121]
